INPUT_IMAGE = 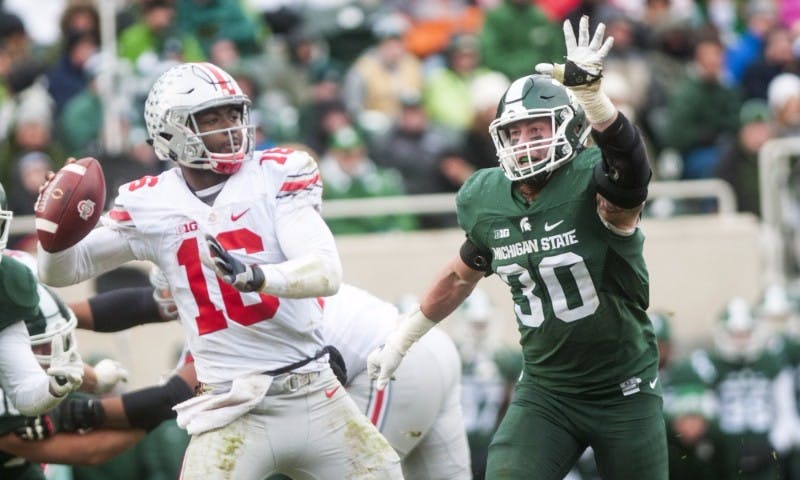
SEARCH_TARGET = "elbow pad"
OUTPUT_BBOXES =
[591,113,651,208]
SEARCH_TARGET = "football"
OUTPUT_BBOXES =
[35,157,106,253]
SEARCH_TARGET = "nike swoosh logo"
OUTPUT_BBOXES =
[324,386,340,398]
[649,377,658,389]
[230,208,250,222]
[544,220,564,232]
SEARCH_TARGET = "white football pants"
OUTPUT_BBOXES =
[348,327,472,480]
[179,366,403,479]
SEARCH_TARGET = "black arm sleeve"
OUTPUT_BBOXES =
[590,112,652,208]
[88,286,161,332]
[121,375,194,431]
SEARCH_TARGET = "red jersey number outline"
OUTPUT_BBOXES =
[177,228,280,335]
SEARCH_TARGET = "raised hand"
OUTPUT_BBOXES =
[535,15,614,89]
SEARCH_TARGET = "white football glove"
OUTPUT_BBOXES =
[367,310,437,390]
[366,343,405,391]
[46,336,84,397]
[535,15,613,91]
[92,358,129,394]
[204,235,265,292]
[536,16,617,125]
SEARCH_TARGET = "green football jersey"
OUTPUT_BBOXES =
[0,255,40,332]
[456,151,657,398]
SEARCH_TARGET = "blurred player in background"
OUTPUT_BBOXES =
[36,62,400,479]
[368,16,667,479]
[449,289,521,480]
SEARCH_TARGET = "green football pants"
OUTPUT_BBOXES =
[486,376,668,480]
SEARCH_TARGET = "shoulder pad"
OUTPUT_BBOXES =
[0,256,40,329]
[456,168,499,231]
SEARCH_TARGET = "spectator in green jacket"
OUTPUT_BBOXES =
[176,0,265,58]
[320,126,417,235]
[118,0,205,74]
[478,0,564,81]
[665,29,741,179]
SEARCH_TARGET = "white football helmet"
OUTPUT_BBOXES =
[27,284,79,368]
[0,182,12,250]
[144,62,254,174]
[713,297,770,362]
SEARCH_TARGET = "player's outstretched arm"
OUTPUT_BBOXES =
[0,429,145,466]
[71,286,165,332]
[55,362,196,432]
[0,322,76,415]
[367,254,484,389]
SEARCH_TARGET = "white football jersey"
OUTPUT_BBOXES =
[321,284,397,380]
[103,148,328,385]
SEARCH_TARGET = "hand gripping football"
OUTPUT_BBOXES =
[35,157,106,253]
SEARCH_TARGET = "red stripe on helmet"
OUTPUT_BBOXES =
[200,62,236,95]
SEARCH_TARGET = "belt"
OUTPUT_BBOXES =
[267,371,321,395]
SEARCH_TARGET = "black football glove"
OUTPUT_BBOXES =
[205,235,265,292]
[15,414,54,441]
[50,396,106,433]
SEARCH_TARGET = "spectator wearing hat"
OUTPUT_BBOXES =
[2,83,65,188]
[342,12,423,126]
[373,92,455,195]
[320,125,417,235]
[422,33,494,131]
[767,72,800,137]
[714,99,775,216]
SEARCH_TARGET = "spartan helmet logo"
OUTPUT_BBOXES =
[519,217,531,232]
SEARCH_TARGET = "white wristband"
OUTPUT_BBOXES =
[391,310,437,354]
[572,89,616,125]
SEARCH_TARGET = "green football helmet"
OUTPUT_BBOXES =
[489,74,590,182]
[0,182,12,250]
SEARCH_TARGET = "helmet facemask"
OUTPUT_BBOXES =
[28,313,79,368]
[145,63,255,175]
[490,75,590,183]
[492,106,579,182]
[157,101,254,175]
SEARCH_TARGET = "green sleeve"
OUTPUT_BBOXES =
[0,256,39,331]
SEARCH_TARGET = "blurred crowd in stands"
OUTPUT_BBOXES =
[0,0,798,244]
